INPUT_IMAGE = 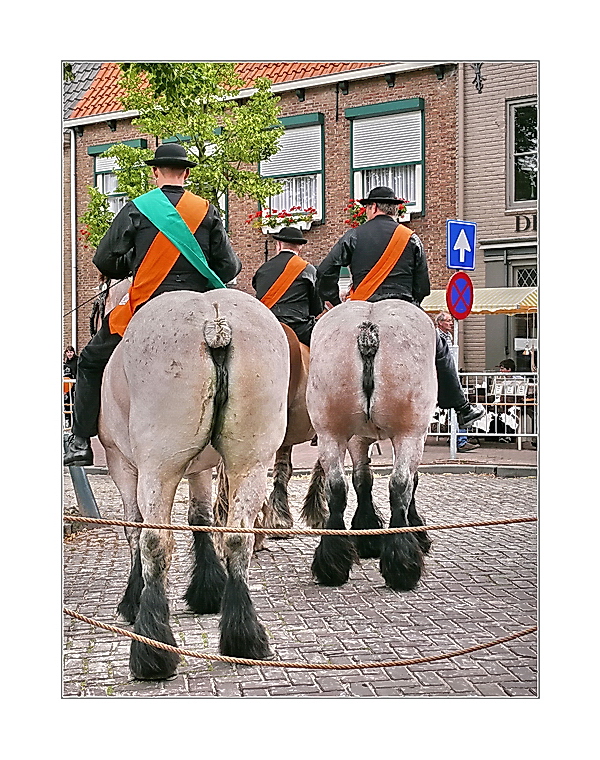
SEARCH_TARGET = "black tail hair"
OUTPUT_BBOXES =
[357,321,379,420]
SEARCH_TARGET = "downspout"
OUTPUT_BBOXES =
[70,127,77,350]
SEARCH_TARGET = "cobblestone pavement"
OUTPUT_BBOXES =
[63,471,537,698]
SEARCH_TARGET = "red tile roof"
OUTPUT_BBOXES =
[69,61,391,119]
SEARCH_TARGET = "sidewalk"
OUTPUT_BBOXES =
[89,435,537,477]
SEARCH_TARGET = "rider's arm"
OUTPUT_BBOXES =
[316,231,354,307]
[206,206,242,285]
[92,203,138,279]
[411,234,431,306]
[303,265,324,316]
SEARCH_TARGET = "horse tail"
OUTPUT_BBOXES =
[204,303,233,446]
[357,320,379,420]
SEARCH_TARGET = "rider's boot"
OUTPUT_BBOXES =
[456,402,485,428]
[64,434,94,467]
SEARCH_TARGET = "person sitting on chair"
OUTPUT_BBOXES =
[316,186,484,429]
[252,226,322,347]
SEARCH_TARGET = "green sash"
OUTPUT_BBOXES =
[132,188,226,289]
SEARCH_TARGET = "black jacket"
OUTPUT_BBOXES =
[93,186,241,297]
[63,355,78,379]
[252,250,322,328]
[316,214,431,306]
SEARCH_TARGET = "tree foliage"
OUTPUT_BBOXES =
[80,62,285,246]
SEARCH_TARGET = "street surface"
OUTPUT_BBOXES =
[63,471,537,697]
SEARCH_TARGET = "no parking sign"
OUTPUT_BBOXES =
[446,271,473,320]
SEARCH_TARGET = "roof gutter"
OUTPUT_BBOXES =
[64,109,140,129]
[237,61,456,98]
[63,62,456,127]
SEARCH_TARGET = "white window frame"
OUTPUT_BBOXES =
[94,155,128,215]
[259,123,324,221]
[350,109,424,216]
[506,97,538,211]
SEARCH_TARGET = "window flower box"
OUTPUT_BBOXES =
[246,207,316,235]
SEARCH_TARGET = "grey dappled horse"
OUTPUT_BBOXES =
[305,299,437,591]
[98,290,289,680]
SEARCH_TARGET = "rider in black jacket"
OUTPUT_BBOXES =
[63,143,241,467]
[317,187,484,428]
[252,226,322,346]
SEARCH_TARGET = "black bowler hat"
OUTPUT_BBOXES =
[145,143,197,168]
[272,226,308,245]
[360,186,403,205]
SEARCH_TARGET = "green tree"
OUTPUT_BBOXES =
[80,62,284,244]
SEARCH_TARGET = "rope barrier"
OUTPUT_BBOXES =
[63,514,537,536]
[63,607,536,671]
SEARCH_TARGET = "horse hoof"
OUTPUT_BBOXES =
[379,534,423,591]
[311,535,357,586]
[129,641,180,681]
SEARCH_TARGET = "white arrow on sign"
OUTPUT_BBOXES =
[453,228,471,263]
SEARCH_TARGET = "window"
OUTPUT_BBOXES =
[507,99,537,209]
[259,114,324,220]
[346,99,424,216]
[88,139,147,216]
[94,155,128,215]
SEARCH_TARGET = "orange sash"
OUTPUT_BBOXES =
[347,224,413,302]
[260,255,309,309]
[108,192,209,336]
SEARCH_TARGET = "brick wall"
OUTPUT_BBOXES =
[63,66,458,351]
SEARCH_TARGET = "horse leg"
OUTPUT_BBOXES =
[407,473,432,555]
[129,471,181,681]
[184,469,227,615]
[264,445,294,532]
[379,437,425,591]
[300,458,328,528]
[219,464,271,659]
[311,437,357,586]
[104,448,144,624]
[348,436,383,559]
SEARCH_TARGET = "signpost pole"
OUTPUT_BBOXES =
[449,318,460,459]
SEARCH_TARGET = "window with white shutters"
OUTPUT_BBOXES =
[346,99,424,215]
[94,155,127,215]
[88,140,147,217]
[259,116,324,219]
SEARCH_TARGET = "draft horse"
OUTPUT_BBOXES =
[261,323,314,531]
[305,299,437,591]
[98,289,289,680]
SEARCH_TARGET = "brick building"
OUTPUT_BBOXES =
[62,61,538,370]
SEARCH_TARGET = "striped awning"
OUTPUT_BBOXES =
[421,287,537,315]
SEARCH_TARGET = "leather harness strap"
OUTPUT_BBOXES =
[347,224,413,302]
[108,193,209,336]
[260,255,309,310]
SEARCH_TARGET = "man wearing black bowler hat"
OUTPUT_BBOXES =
[252,226,322,347]
[317,186,484,428]
[64,142,242,467]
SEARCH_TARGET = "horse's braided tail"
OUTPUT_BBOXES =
[357,320,379,421]
[204,303,233,446]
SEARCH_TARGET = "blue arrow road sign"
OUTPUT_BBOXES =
[446,220,477,271]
